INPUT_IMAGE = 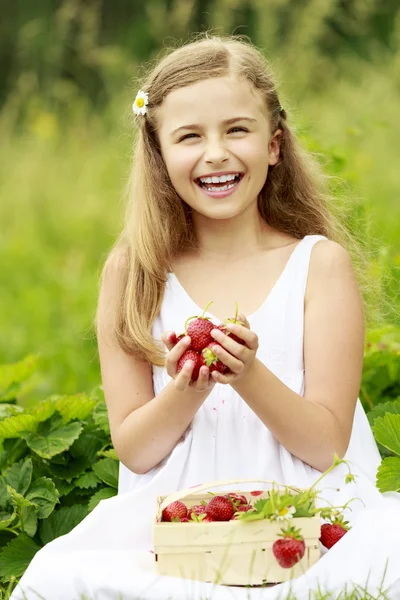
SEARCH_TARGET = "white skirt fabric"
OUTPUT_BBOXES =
[11,235,400,600]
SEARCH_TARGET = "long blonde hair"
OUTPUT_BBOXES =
[96,34,378,367]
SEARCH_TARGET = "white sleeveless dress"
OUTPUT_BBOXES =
[10,235,400,600]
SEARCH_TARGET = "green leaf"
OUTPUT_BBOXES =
[367,399,400,426]
[92,401,110,435]
[31,398,57,422]
[26,477,59,518]
[372,413,400,456]
[2,458,33,495]
[97,448,118,461]
[21,421,83,459]
[88,487,117,512]
[74,471,101,489]
[6,485,35,510]
[39,504,88,546]
[21,504,38,537]
[52,477,75,497]
[92,458,118,488]
[0,404,24,420]
[69,430,104,462]
[0,534,41,579]
[48,455,90,482]
[54,393,97,423]
[0,414,38,439]
[0,355,39,403]
[376,457,400,493]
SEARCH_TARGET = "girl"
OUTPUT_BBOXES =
[11,35,400,600]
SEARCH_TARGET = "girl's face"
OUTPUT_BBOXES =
[157,76,281,221]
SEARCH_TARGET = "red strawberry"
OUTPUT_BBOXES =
[184,302,215,352]
[177,349,203,381]
[203,515,215,522]
[225,493,248,507]
[272,526,305,569]
[191,504,207,516]
[162,501,188,522]
[319,523,348,549]
[174,334,185,344]
[202,342,228,375]
[205,496,235,521]
[231,504,254,519]
[217,324,245,346]
[250,490,264,497]
[187,319,214,352]
[180,517,190,522]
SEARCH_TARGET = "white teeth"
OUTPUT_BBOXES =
[199,173,239,184]
[204,182,236,192]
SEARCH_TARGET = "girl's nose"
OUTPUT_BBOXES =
[204,140,229,164]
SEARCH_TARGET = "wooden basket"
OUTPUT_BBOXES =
[153,478,321,586]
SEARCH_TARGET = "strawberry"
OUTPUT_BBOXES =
[250,490,264,497]
[319,522,349,549]
[202,342,228,375]
[162,501,188,522]
[185,302,215,352]
[217,324,245,346]
[231,504,254,519]
[191,504,207,516]
[177,349,203,381]
[225,493,248,507]
[179,517,190,522]
[203,515,215,522]
[272,525,305,569]
[205,495,235,521]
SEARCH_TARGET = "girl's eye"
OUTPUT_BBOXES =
[228,127,248,133]
[179,133,199,142]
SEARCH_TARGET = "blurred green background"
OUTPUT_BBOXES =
[1,0,399,407]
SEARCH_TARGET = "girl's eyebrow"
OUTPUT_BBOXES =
[169,116,257,137]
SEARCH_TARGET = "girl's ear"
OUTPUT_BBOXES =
[268,129,282,166]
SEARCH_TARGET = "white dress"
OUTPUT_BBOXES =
[11,235,400,600]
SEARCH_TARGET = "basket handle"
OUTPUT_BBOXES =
[159,478,301,512]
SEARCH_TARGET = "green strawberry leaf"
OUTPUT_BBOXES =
[74,471,101,490]
[0,414,38,439]
[53,393,96,424]
[48,455,90,482]
[21,504,38,537]
[376,457,400,493]
[0,534,41,579]
[2,457,33,495]
[92,458,118,488]
[367,399,400,427]
[26,477,59,518]
[21,420,83,459]
[39,504,89,546]
[92,401,110,435]
[372,413,400,456]
[88,487,117,512]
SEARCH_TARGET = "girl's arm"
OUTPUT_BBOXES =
[97,253,212,475]
[232,240,365,472]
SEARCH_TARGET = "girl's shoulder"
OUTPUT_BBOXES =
[306,239,357,305]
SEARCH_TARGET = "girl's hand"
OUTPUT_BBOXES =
[161,331,216,393]
[209,314,259,385]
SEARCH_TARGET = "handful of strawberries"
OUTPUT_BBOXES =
[171,301,245,382]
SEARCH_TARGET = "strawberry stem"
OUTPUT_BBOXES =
[183,301,214,333]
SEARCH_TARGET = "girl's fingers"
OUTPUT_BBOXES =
[174,358,194,391]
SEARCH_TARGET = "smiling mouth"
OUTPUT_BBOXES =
[195,173,243,192]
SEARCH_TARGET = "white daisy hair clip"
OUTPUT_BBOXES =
[132,89,149,116]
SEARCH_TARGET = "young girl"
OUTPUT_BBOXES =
[11,35,400,600]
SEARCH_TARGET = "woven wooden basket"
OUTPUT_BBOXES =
[153,478,321,586]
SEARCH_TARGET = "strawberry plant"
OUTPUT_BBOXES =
[0,356,117,596]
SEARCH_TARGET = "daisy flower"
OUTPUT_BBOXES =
[132,90,149,116]
[275,505,296,521]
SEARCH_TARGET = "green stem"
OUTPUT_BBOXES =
[183,301,214,332]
